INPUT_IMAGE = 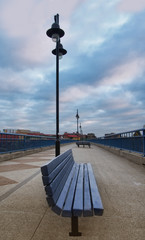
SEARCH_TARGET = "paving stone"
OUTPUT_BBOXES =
[0,176,17,186]
[0,164,39,172]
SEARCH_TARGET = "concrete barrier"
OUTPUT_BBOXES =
[93,143,145,165]
[0,143,72,162]
[0,146,54,162]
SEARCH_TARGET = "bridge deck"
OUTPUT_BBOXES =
[0,144,145,239]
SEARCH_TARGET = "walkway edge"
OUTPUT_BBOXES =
[93,143,145,165]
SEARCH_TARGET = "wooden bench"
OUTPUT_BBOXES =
[41,149,104,236]
[76,141,91,148]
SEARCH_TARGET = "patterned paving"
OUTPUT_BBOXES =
[0,149,55,188]
[0,164,39,173]
[13,157,52,163]
[0,176,17,186]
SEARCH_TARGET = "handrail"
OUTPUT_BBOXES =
[0,133,74,153]
[90,128,145,157]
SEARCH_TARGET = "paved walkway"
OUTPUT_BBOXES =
[0,144,145,240]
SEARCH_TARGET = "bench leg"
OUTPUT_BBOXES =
[69,216,82,236]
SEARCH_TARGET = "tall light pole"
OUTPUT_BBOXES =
[76,109,79,135]
[46,14,67,156]
[80,123,83,140]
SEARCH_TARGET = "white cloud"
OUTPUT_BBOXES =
[117,0,145,12]
[0,0,85,38]
[83,120,97,126]
[60,85,90,103]
[78,38,106,56]
[71,1,129,56]
[102,56,145,86]
[0,68,41,93]
[0,0,85,64]
[60,55,145,122]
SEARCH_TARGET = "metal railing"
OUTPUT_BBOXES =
[0,133,74,153]
[90,128,145,156]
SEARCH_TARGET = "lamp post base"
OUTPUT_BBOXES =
[55,140,60,156]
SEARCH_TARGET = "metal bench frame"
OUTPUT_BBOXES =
[41,149,103,236]
[76,141,91,148]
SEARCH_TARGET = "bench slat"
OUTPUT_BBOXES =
[62,164,79,217]
[46,159,74,207]
[48,154,73,183]
[83,163,93,216]
[73,164,84,217]
[52,160,74,206]
[52,164,76,215]
[42,153,73,185]
[41,149,72,176]
[46,161,74,207]
[87,163,104,215]
[45,157,73,195]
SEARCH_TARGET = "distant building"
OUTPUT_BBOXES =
[86,133,96,139]
[133,131,141,136]
[3,129,42,135]
[2,129,55,138]
[105,133,115,138]
[63,132,80,140]
[105,133,121,138]
[3,129,17,133]
[16,129,43,135]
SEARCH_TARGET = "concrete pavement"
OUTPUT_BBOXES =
[0,143,145,240]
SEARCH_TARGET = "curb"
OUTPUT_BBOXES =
[0,143,72,162]
[92,143,145,165]
[0,146,54,162]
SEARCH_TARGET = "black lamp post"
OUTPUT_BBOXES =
[76,109,79,135]
[46,14,67,156]
[80,123,83,140]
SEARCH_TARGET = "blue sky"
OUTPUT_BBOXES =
[0,0,145,137]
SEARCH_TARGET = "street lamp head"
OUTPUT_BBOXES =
[76,109,79,119]
[52,42,67,59]
[46,22,65,42]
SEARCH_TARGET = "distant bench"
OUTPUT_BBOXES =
[41,149,104,236]
[76,141,91,148]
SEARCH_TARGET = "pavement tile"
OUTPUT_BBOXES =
[0,168,40,183]
[0,176,18,186]
[0,174,47,214]
[0,164,39,172]
[13,157,52,163]
[0,211,43,240]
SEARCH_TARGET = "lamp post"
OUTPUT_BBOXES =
[46,14,67,156]
[76,109,79,135]
[80,123,83,140]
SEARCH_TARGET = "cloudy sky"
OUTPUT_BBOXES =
[0,0,145,137]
